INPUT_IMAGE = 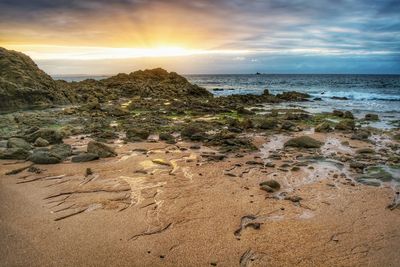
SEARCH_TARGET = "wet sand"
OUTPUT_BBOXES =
[1,132,400,266]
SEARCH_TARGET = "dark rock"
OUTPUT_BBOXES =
[257,118,278,130]
[159,133,176,144]
[259,180,281,192]
[335,119,355,131]
[87,141,117,158]
[365,114,379,121]
[281,121,296,131]
[331,96,349,100]
[332,110,344,117]
[285,195,302,202]
[356,148,375,154]
[126,128,150,142]
[285,112,310,120]
[0,148,30,160]
[277,91,310,101]
[26,128,63,144]
[343,111,354,119]
[50,144,72,160]
[284,136,323,148]
[349,161,366,170]
[71,153,99,162]
[315,121,333,133]
[7,137,31,150]
[34,137,49,147]
[28,151,61,164]
[181,125,207,141]
[351,130,371,140]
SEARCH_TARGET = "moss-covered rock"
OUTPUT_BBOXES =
[284,136,323,148]
[87,141,117,158]
[315,121,333,133]
[335,119,355,131]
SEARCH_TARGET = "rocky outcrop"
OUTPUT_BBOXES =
[0,47,73,110]
[0,47,212,110]
[62,68,212,103]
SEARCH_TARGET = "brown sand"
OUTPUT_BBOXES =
[1,133,399,266]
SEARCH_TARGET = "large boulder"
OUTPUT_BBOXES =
[87,141,117,158]
[0,148,30,160]
[26,128,63,144]
[50,144,72,160]
[28,151,61,164]
[284,136,323,148]
[7,137,31,150]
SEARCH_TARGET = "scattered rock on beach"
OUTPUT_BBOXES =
[50,144,72,160]
[87,141,117,158]
[7,137,31,150]
[34,137,50,147]
[0,147,30,160]
[315,121,333,133]
[284,136,323,148]
[259,180,281,192]
[335,119,355,131]
[28,151,61,164]
[71,153,99,163]
[26,128,63,144]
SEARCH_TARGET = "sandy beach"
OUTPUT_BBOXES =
[1,130,399,266]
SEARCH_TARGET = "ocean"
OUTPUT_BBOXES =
[55,74,400,128]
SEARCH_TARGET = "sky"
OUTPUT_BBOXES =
[0,0,399,75]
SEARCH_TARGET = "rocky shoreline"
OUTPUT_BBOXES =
[1,47,399,266]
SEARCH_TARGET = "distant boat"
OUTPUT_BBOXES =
[256,72,261,75]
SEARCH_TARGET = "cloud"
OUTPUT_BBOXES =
[0,0,399,73]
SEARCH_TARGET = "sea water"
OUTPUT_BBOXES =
[187,74,400,128]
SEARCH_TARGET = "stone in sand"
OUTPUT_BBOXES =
[7,137,32,150]
[259,180,281,191]
[284,136,323,148]
[71,153,99,163]
[152,159,171,166]
[34,137,50,147]
[28,151,61,164]
[87,141,117,158]
[50,144,72,160]
[0,148,30,160]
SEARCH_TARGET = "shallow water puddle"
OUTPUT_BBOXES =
[260,134,288,160]
[321,137,354,156]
